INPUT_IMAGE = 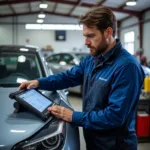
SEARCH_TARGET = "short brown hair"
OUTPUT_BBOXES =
[79,6,116,37]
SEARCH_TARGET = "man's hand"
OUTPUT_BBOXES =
[18,80,39,91]
[48,105,73,122]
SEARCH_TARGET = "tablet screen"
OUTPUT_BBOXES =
[18,89,52,112]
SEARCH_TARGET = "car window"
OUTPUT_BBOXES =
[46,54,61,63]
[61,54,73,64]
[75,54,88,61]
[0,52,43,86]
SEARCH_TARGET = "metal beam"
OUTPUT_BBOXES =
[138,15,143,49]
[45,11,78,18]
[96,0,107,6]
[2,16,150,25]
[8,4,16,14]
[6,0,16,14]
[68,0,107,16]
[68,0,82,15]
[118,0,128,9]
[0,0,76,6]
[81,3,140,16]
[0,10,79,18]
[0,0,140,16]
[118,17,150,30]
[52,3,57,13]
[0,0,38,5]
[28,2,32,12]
[141,7,150,14]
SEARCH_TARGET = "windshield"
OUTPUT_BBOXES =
[0,52,43,87]
[75,53,88,61]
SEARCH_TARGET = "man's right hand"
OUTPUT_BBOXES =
[18,80,39,91]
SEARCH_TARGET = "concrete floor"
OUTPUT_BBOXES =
[68,93,150,150]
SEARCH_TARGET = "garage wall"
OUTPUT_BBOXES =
[17,25,85,52]
[1,11,150,55]
[0,15,85,52]
[120,10,150,61]
[143,10,150,60]
[0,25,13,45]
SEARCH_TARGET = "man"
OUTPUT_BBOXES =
[19,6,145,150]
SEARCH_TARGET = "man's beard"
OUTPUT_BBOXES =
[88,38,109,56]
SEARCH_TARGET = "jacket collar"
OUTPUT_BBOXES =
[94,39,122,66]
[105,39,122,65]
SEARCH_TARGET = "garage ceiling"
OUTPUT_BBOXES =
[0,0,150,23]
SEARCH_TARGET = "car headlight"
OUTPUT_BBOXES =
[12,121,65,150]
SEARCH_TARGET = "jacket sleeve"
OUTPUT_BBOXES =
[37,58,86,91]
[72,63,145,130]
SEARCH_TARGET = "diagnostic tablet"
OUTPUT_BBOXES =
[9,88,55,121]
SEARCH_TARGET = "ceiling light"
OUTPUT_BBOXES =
[38,13,46,18]
[126,0,137,6]
[26,24,41,29]
[39,3,48,9]
[37,19,44,23]
[25,24,83,30]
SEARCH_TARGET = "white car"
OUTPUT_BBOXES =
[46,52,88,95]
[141,65,150,76]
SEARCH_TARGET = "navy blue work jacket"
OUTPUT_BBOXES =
[38,40,145,150]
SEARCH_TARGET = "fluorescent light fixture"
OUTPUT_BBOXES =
[39,3,48,8]
[26,24,41,29]
[38,13,46,18]
[126,0,137,6]
[37,19,44,23]
[20,48,29,51]
[25,24,83,30]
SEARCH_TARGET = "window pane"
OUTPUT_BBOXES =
[124,43,134,55]
[0,53,42,83]
[48,54,61,63]
[62,54,73,64]
[124,31,135,55]
[124,31,134,42]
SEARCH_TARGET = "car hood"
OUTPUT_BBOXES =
[0,87,57,149]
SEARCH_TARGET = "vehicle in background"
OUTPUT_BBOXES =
[0,45,80,150]
[46,52,89,95]
[142,65,150,76]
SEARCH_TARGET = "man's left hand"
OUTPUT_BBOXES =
[48,105,73,122]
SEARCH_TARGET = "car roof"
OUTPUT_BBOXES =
[0,45,39,53]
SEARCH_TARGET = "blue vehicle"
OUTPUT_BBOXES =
[0,45,80,150]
